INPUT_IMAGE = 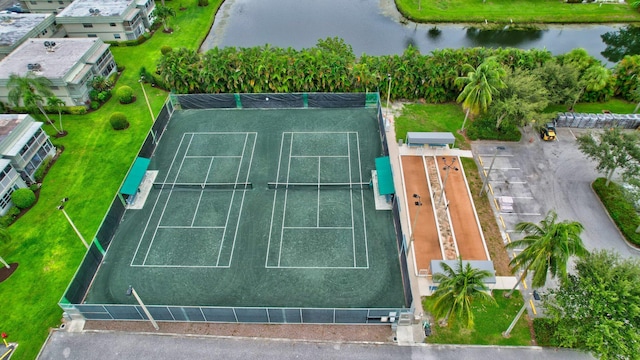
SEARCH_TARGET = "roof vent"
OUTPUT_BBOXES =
[27,63,41,72]
[44,40,56,51]
[89,8,95,14]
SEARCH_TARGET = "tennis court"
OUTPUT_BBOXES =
[82,105,405,310]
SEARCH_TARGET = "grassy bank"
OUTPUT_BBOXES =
[0,2,221,359]
[592,177,640,247]
[396,0,640,24]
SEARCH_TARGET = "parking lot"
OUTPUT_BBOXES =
[473,127,639,259]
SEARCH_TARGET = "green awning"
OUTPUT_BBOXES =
[375,156,395,195]
[120,157,150,195]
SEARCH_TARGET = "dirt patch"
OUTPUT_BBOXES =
[0,263,18,283]
[462,160,512,276]
[83,321,395,343]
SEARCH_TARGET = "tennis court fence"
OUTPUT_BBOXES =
[59,92,414,324]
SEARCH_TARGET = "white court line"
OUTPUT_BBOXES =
[183,131,255,135]
[278,133,295,267]
[131,133,191,266]
[347,132,356,267]
[158,226,225,229]
[184,155,241,158]
[226,132,257,267]
[317,156,321,227]
[215,132,250,267]
[191,156,215,227]
[131,264,231,268]
[265,265,368,269]
[283,226,353,229]
[291,155,348,158]
[265,132,288,268]
[355,132,369,268]
[142,133,196,265]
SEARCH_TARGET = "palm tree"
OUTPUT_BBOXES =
[504,210,588,298]
[153,5,176,32]
[47,96,65,135]
[7,73,60,133]
[455,57,507,131]
[571,65,610,110]
[430,257,495,328]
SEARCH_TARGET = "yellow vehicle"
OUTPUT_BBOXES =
[540,122,557,141]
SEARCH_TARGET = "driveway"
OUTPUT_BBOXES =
[37,330,594,360]
[472,127,639,259]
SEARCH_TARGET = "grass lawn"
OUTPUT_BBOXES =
[396,0,640,24]
[422,290,532,345]
[394,103,468,148]
[544,98,637,114]
[0,2,221,359]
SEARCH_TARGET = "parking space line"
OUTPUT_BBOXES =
[505,233,512,243]
[529,299,537,315]
[522,279,528,290]
[499,216,506,228]
[493,198,499,209]
[488,183,494,195]
[501,212,541,216]
[504,181,527,184]
[508,196,534,200]
[478,154,514,157]
[484,167,520,170]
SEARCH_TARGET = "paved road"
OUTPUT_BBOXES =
[37,330,594,360]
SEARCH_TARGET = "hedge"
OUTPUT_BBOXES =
[592,177,640,247]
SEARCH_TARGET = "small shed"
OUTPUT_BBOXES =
[406,132,455,147]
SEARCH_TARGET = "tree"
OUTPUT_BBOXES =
[576,127,640,187]
[571,65,610,110]
[543,250,640,359]
[632,81,640,114]
[430,257,495,328]
[532,61,580,107]
[600,25,640,63]
[47,96,65,135]
[7,73,60,133]
[153,5,176,32]
[455,57,507,131]
[488,68,549,129]
[504,210,588,298]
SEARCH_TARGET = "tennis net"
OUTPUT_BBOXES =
[267,182,370,190]
[153,182,253,190]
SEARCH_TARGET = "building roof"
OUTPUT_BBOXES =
[0,38,101,80]
[0,114,27,144]
[57,0,134,18]
[0,13,52,47]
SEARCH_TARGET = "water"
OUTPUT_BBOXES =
[201,0,634,66]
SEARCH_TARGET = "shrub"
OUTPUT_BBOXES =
[466,116,521,141]
[34,156,53,182]
[160,45,173,55]
[110,112,129,130]
[116,86,134,104]
[0,207,20,227]
[67,106,87,115]
[0,102,5,113]
[198,0,209,6]
[90,101,100,110]
[592,178,640,246]
[532,318,558,347]
[11,188,36,209]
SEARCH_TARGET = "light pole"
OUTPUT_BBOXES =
[57,198,89,249]
[410,194,422,249]
[139,77,157,144]
[126,285,159,330]
[503,301,527,338]
[440,157,458,204]
[480,146,506,196]
[386,74,392,119]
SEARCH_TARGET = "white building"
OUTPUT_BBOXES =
[0,13,61,60]
[18,0,74,14]
[0,38,117,107]
[0,114,56,214]
[56,0,155,42]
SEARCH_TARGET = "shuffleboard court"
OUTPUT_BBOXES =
[83,107,405,309]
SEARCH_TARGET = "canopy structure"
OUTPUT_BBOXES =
[120,157,151,195]
[375,156,395,195]
[430,260,496,284]
[406,132,455,147]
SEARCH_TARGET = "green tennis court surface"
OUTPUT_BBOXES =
[84,107,404,308]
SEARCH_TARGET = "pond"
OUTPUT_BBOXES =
[201,0,640,66]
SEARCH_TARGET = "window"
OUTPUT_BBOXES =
[114,34,121,39]
[30,1,36,4]
[59,1,64,3]
[0,190,13,211]
[109,22,116,27]
[48,0,53,3]
[87,34,97,38]
[83,23,93,28]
